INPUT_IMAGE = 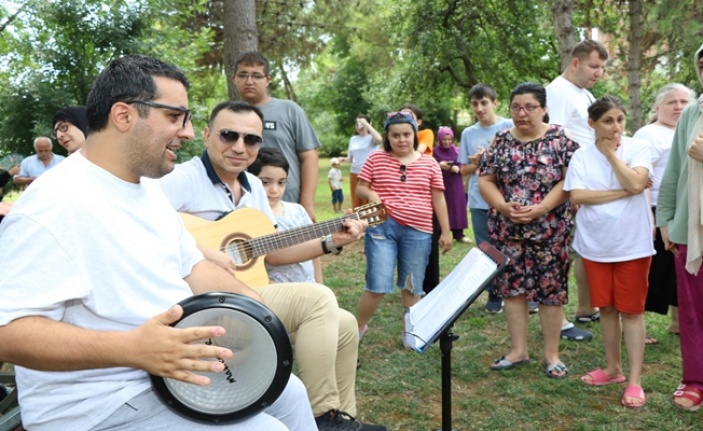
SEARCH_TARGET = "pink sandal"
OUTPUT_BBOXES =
[580,368,626,386]
[673,384,703,411]
[621,385,646,408]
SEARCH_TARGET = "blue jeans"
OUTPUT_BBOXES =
[364,216,431,296]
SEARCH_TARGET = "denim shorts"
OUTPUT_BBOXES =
[331,189,344,204]
[364,216,432,295]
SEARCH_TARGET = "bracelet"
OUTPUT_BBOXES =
[320,236,331,254]
[324,234,342,255]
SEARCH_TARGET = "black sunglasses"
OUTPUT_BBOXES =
[128,100,192,128]
[400,164,407,182]
[218,129,263,147]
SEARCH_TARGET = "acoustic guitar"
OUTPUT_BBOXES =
[180,203,387,287]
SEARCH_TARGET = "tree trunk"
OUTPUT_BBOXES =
[223,0,258,100]
[551,0,577,71]
[278,63,297,103]
[628,0,643,131]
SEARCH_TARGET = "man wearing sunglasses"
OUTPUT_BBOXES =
[232,51,321,221]
[156,101,385,431]
[0,55,318,430]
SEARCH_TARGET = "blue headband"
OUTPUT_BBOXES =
[384,111,418,131]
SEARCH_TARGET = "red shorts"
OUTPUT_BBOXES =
[582,257,652,314]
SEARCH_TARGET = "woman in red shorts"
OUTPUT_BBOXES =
[564,95,654,408]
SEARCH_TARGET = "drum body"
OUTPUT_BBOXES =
[150,292,292,423]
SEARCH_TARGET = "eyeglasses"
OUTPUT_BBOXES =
[218,129,263,147]
[128,100,192,128]
[509,104,541,114]
[234,72,267,81]
[51,122,69,139]
[399,164,407,182]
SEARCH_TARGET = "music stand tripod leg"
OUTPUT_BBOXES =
[432,326,460,431]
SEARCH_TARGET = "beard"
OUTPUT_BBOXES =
[126,120,176,180]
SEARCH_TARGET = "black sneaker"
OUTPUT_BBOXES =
[528,301,539,314]
[484,297,503,313]
[316,410,387,431]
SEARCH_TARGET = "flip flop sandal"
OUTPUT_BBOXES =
[645,334,658,345]
[490,355,531,371]
[621,385,646,408]
[581,368,626,386]
[545,362,568,379]
[673,384,703,411]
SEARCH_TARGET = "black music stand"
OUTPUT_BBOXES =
[403,242,509,431]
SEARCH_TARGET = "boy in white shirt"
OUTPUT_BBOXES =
[328,157,344,212]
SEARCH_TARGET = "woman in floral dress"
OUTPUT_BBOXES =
[478,82,578,379]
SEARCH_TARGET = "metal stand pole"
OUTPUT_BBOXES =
[432,327,460,431]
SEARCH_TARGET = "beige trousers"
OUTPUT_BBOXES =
[258,282,359,416]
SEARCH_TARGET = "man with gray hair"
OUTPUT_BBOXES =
[13,136,65,186]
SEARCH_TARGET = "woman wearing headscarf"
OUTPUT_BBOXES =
[433,126,470,242]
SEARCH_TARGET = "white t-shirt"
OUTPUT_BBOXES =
[564,136,655,262]
[546,75,596,148]
[266,201,316,283]
[0,153,203,431]
[347,134,378,174]
[632,122,675,205]
[328,167,342,190]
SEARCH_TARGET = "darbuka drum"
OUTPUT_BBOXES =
[150,292,292,423]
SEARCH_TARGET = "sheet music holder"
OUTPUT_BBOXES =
[403,242,509,352]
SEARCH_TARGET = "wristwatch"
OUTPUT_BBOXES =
[323,234,342,255]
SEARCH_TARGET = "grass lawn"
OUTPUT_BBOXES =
[316,158,696,431]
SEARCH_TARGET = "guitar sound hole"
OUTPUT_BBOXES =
[224,238,252,265]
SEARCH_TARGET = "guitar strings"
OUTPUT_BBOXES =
[242,215,361,257]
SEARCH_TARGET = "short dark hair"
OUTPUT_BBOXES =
[469,84,497,101]
[248,147,289,176]
[208,100,264,126]
[399,104,424,120]
[86,55,190,132]
[588,95,626,121]
[571,40,608,61]
[234,51,270,76]
[356,114,371,123]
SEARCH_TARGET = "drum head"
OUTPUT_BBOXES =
[150,292,292,423]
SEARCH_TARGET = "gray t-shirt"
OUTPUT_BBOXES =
[258,98,321,203]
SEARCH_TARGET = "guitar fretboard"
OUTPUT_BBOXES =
[242,213,362,258]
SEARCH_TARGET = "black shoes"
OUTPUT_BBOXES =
[316,410,387,431]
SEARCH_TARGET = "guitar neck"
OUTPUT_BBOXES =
[247,214,359,257]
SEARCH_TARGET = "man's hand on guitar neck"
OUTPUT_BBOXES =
[265,216,368,266]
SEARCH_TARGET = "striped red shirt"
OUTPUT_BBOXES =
[358,151,444,233]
